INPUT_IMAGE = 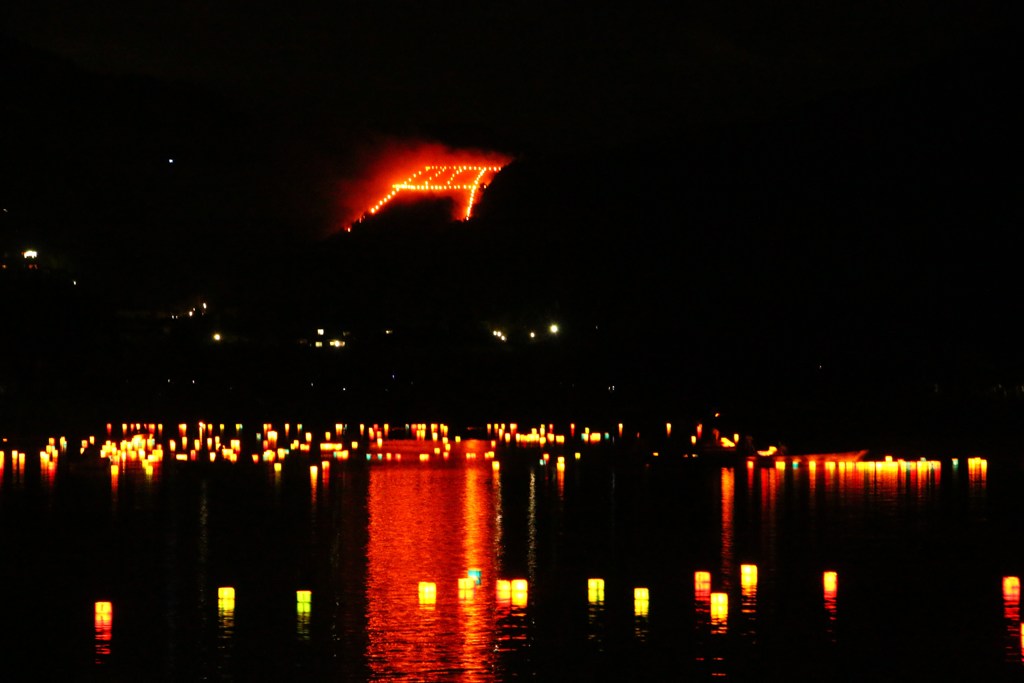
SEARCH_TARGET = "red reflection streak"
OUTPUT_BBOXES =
[720,468,734,591]
[759,466,778,566]
[459,467,493,673]
[367,463,498,680]
[807,461,817,507]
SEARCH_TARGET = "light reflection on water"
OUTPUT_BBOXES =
[1,428,1023,680]
[365,462,501,681]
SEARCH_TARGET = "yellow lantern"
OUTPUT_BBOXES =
[634,587,650,617]
[418,582,437,605]
[710,592,728,632]
[297,590,312,614]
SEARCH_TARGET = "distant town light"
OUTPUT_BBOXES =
[549,323,559,334]
[212,333,222,342]
[168,158,174,164]
[316,328,324,336]
[23,250,38,259]
[529,331,536,339]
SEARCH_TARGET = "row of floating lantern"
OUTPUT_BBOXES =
[87,574,1023,665]
[0,450,28,478]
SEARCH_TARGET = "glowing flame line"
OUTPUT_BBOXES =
[363,165,504,222]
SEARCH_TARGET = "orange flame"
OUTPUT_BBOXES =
[335,139,511,231]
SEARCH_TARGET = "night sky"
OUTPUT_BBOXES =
[2,3,1023,444]
[4,2,1011,148]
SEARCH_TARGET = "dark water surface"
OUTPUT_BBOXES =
[2,424,1024,681]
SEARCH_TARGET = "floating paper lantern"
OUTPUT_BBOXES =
[741,564,758,594]
[94,601,113,660]
[297,590,312,614]
[218,587,236,612]
[418,582,437,605]
[710,592,728,631]
[511,579,529,607]
[634,587,650,617]
[695,571,712,598]
[95,601,113,622]
[823,571,838,596]
[1004,576,1021,603]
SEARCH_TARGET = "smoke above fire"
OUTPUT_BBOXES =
[332,138,512,233]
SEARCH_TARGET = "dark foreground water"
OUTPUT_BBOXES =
[2,423,1024,682]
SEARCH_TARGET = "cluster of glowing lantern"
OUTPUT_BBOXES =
[495,579,528,607]
[634,587,650,617]
[968,457,988,481]
[418,582,437,606]
[38,444,59,478]
[588,578,605,604]
[94,601,113,662]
